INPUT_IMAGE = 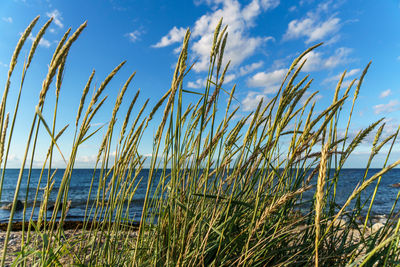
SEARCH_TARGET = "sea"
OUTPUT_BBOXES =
[0,168,399,223]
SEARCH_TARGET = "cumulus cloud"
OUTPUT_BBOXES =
[347,68,360,77]
[224,73,236,83]
[28,34,51,48]
[243,64,321,112]
[324,47,352,68]
[0,61,7,68]
[187,78,207,89]
[187,59,263,88]
[323,68,360,83]
[242,0,279,23]
[339,79,357,89]
[241,91,268,111]
[381,118,400,138]
[2,17,12,23]
[283,2,341,44]
[301,47,352,72]
[300,91,322,105]
[46,9,63,28]
[153,0,278,72]
[373,100,400,114]
[239,61,264,76]
[126,30,142,43]
[38,38,51,48]
[187,72,236,88]
[247,68,287,94]
[152,26,187,48]
[260,0,280,9]
[380,89,392,98]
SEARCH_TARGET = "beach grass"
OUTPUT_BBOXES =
[0,16,400,266]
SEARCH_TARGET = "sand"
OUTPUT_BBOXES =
[0,221,138,266]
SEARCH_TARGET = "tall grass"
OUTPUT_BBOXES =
[1,16,400,266]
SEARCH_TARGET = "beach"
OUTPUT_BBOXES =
[0,221,138,266]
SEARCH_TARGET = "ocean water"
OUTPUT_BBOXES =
[300,168,400,218]
[0,169,159,223]
[0,168,399,223]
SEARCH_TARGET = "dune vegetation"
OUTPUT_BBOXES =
[1,16,400,266]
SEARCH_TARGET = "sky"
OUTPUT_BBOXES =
[0,0,400,168]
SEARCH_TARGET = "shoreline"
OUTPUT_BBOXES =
[0,220,140,232]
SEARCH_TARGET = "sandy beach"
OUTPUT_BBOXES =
[0,221,138,266]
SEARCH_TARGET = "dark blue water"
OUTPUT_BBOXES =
[0,168,399,223]
[299,168,400,219]
[0,169,159,223]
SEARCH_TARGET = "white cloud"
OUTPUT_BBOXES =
[46,9,63,28]
[0,61,7,68]
[152,26,187,48]
[300,91,322,105]
[224,73,236,83]
[381,117,400,139]
[324,47,352,68]
[126,30,142,43]
[173,45,183,54]
[2,17,12,23]
[187,78,207,89]
[187,71,236,88]
[154,0,278,72]
[373,100,400,114]
[309,17,340,43]
[39,38,51,48]
[283,2,341,44]
[247,68,287,94]
[284,17,340,43]
[188,59,261,88]
[299,0,314,6]
[323,68,360,83]
[242,91,268,111]
[239,60,264,76]
[260,0,280,10]
[347,68,360,77]
[339,79,356,89]
[301,51,323,72]
[28,34,51,48]
[380,89,392,98]
[301,47,352,72]
[242,0,279,23]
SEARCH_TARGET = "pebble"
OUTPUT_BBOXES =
[371,222,384,233]
[371,215,387,225]
[0,200,24,211]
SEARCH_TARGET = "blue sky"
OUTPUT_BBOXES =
[0,0,400,168]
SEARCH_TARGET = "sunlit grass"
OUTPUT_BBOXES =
[0,16,400,266]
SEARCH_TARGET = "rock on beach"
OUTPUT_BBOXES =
[0,200,23,211]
